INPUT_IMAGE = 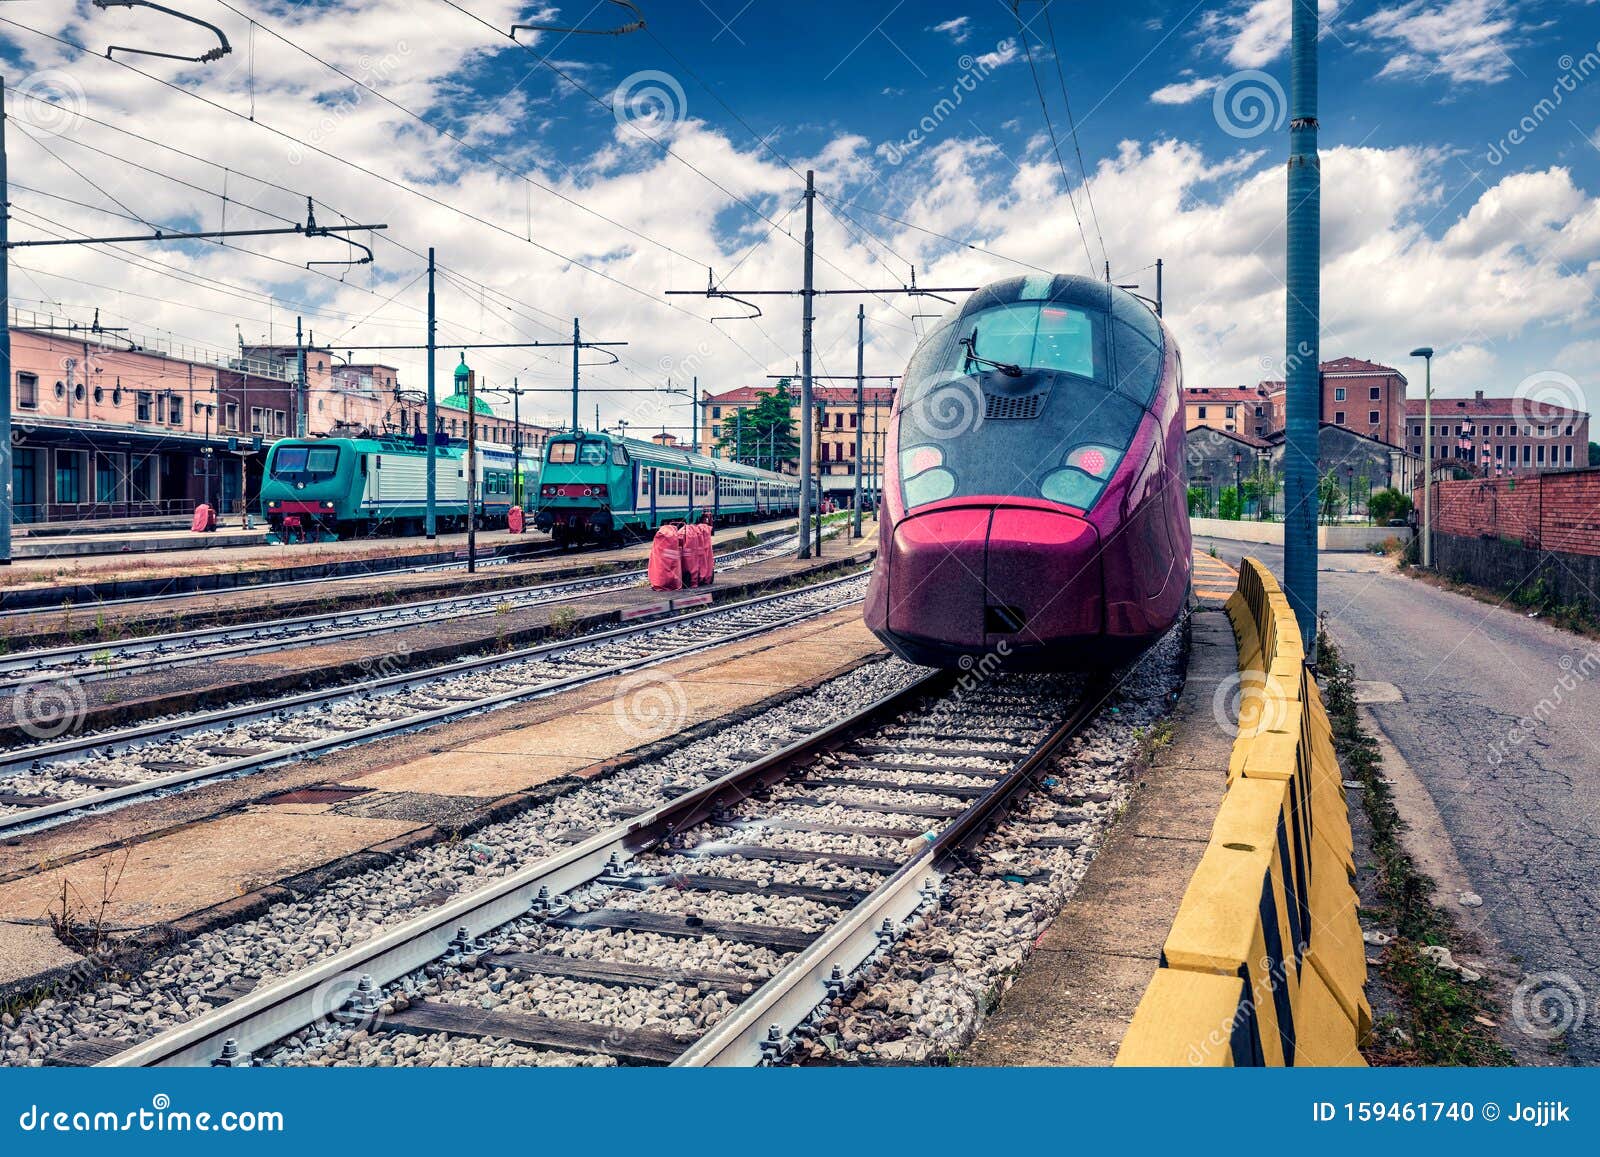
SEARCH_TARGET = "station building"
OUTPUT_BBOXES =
[6,315,553,528]
[698,383,897,504]
[1404,391,1589,475]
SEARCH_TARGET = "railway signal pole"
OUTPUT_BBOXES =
[1283,0,1322,651]
[799,170,817,558]
[426,248,438,538]
[853,304,865,539]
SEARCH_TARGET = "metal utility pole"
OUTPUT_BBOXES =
[511,376,523,506]
[1411,347,1434,568]
[799,169,816,559]
[294,317,308,438]
[1155,259,1164,317]
[1,76,12,566]
[571,318,581,433]
[463,355,477,573]
[426,247,438,539]
[1283,0,1322,650]
[853,303,865,538]
[814,399,826,556]
[691,376,699,455]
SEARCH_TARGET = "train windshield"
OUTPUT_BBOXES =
[547,439,610,466]
[896,304,1150,515]
[270,445,340,478]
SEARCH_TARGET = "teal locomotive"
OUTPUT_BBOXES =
[259,435,540,541]
[533,431,799,547]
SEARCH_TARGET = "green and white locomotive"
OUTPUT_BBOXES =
[259,435,540,541]
[533,431,799,547]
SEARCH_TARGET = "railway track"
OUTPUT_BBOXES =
[91,669,1098,1068]
[0,537,799,687]
[0,570,870,833]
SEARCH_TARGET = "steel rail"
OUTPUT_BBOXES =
[673,681,1105,1066]
[0,571,870,834]
[0,539,786,685]
[97,671,947,1068]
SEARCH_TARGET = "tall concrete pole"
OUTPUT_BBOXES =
[853,303,865,538]
[295,316,307,438]
[1283,0,1321,650]
[798,169,816,559]
[571,318,581,433]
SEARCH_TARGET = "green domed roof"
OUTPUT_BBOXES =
[440,391,496,416]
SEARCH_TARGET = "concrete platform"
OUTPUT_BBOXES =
[10,527,270,560]
[0,606,887,999]
[964,590,1239,1066]
[0,536,877,742]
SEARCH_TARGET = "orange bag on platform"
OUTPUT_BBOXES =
[700,521,716,585]
[191,504,216,533]
[648,524,684,591]
[507,506,525,534]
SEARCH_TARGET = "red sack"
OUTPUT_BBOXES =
[682,523,705,587]
[191,504,216,533]
[648,524,684,591]
[507,506,525,534]
[699,522,716,586]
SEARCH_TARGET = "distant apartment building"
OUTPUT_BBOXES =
[1187,356,1409,446]
[1405,391,1589,475]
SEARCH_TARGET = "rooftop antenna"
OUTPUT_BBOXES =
[91,0,232,63]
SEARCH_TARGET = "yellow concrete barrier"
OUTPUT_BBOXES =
[1117,558,1369,1067]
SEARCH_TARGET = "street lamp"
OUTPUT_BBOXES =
[1344,462,1354,516]
[1232,450,1243,519]
[1409,346,1434,567]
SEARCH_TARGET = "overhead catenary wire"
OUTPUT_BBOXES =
[1038,0,1108,274]
[1010,2,1097,277]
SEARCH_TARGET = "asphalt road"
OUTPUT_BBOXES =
[1196,534,1600,1063]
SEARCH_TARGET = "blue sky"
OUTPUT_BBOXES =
[4,1,1600,431]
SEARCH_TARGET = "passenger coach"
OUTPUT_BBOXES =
[533,431,800,547]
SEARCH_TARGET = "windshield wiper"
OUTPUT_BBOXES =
[959,333,1022,378]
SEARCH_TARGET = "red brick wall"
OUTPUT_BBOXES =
[1428,468,1600,552]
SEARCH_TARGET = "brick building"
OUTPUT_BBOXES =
[1185,356,1409,446]
[1404,391,1589,476]
[699,383,896,501]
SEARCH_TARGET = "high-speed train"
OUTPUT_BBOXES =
[864,274,1190,670]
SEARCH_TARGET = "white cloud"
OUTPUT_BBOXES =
[1150,76,1222,105]
[928,17,972,45]
[1356,0,1521,85]
[1200,0,1341,69]
[975,41,1022,70]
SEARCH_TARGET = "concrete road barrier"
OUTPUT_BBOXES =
[1116,558,1370,1066]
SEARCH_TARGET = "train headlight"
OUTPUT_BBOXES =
[323,501,335,509]
[1065,444,1120,479]
[901,445,943,477]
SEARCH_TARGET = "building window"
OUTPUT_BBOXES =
[1566,444,1574,465]
[1496,425,1504,436]
[1225,406,1236,419]
[95,454,123,503]
[1334,387,1346,401]
[137,392,153,421]
[54,450,85,504]
[1523,445,1532,465]
[1537,444,1546,465]
[16,372,37,409]
[1368,411,1380,425]
[224,402,239,430]
[275,411,287,436]
[1495,444,1504,460]
[1334,411,1345,425]
[1566,425,1574,436]
[250,407,264,433]
[93,386,104,404]
[1197,406,1207,419]
[1369,386,1381,400]
[74,383,85,402]
[1412,445,1421,456]
[168,396,182,424]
